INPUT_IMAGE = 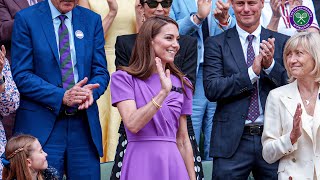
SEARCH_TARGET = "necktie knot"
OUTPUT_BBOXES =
[247,35,255,43]
[58,15,67,23]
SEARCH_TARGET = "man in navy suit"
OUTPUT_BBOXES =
[11,0,109,179]
[203,0,289,179]
[170,0,235,161]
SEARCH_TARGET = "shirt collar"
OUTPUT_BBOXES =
[236,23,262,42]
[48,0,72,21]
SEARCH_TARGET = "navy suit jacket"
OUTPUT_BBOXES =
[203,26,289,158]
[11,1,109,157]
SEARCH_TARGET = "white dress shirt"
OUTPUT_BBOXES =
[236,24,275,125]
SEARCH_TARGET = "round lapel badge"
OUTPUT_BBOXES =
[290,6,313,30]
[75,30,84,39]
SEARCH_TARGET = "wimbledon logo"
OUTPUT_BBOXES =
[289,6,313,30]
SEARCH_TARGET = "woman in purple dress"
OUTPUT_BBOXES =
[110,16,195,180]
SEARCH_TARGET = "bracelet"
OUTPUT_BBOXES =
[151,98,162,109]
[216,14,231,27]
[195,14,205,22]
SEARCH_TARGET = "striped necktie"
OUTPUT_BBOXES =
[246,35,260,122]
[58,15,75,90]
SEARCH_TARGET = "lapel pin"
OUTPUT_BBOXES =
[75,30,84,39]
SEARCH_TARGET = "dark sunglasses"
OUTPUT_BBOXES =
[143,0,173,8]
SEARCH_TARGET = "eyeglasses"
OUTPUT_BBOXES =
[143,0,173,8]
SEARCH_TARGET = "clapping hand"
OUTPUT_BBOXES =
[62,77,99,109]
[78,80,100,110]
[290,103,303,145]
[252,54,263,76]
[63,78,91,107]
[155,57,172,95]
[259,38,275,69]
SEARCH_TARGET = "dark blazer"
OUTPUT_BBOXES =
[114,34,197,86]
[0,0,43,61]
[203,26,289,158]
[313,0,320,26]
[11,1,109,156]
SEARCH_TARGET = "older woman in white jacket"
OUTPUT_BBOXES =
[262,32,320,180]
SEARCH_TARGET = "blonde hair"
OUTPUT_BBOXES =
[2,134,44,180]
[283,32,320,83]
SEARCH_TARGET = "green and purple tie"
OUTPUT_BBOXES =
[58,15,75,90]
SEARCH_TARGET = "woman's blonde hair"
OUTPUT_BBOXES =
[283,32,320,83]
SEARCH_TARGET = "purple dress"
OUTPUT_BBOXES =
[111,70,193,180]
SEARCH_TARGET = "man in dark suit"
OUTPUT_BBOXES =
[11,0,109,179]
[0,0,42,139]
[203,0,289,179]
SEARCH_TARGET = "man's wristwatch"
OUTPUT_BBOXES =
[0,75,5,86]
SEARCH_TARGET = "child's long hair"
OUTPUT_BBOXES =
[2,134,44,180]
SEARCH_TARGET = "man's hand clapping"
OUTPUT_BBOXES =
[62,77,100,109]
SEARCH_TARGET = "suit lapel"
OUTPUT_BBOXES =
[279,81,313,141]
[72,7,85,81]
[38,1,60,65]
[260,27,273,42]
[13,0,29,9]
[227,27,247,72]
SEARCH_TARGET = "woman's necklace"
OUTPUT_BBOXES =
[302,91,317,106]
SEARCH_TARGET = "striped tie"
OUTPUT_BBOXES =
[58,15,75,90]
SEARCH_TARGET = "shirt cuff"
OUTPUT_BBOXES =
[282,132,298,156]
[190,14,202,27]
[263,59,275,75]
[248,66,259,84]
